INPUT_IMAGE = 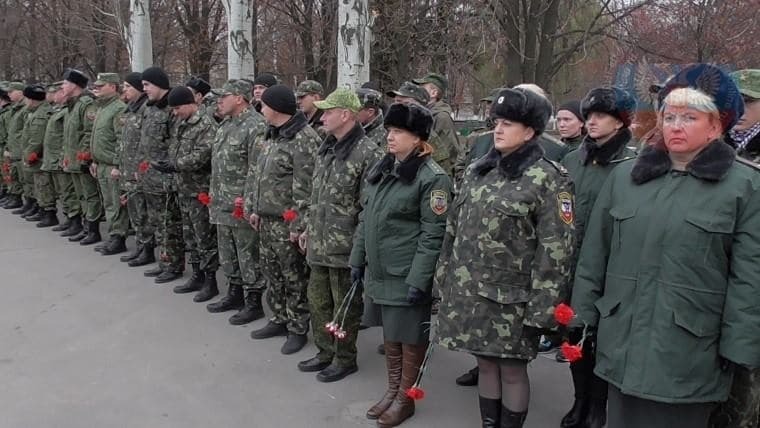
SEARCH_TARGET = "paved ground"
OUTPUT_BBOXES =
[0,211,573,428]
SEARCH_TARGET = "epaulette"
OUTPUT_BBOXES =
[544,158,569,175]
[425,158,447,176]
[610,156,636,164]
[735,156,760,171]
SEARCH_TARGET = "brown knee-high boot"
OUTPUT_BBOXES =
[367,341,403,419]
[377,342,427,427]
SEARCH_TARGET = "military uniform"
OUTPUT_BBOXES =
[20,96,53,215]
[427,100,460,175]
[120,93,153,254]
[296,80,326,140]
[562,133,585,153]
[248,111,319,336]
[357,88,387,149]
[41,85,77,222]
[5,102,29,202]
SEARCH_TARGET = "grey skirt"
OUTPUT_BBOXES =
[380,304,432,345]
[608,385,716,428]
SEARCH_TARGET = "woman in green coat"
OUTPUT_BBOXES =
[349,102,451,427]
[435,88,576,428]
[571,64,760,427]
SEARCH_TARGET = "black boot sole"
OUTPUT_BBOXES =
[228,309,265,325]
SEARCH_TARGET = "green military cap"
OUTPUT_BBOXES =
[295,80,324,97]
[356,88,383,109]
[0,81,8,91]
[313,88,362,113]
[731,69,760,100]
[7,81,25,91]
[46,81,64,93]
[94,73,120,86]
[211,79,253,102]
[412,72,448,93]
[480,87,505,103]
[386,81,430,105]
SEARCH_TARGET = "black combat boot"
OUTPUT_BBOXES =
[79,220,102,245]
[60,214,82,237]
[456,366,480,386]
[3,194,22,209]
[68,220,89,242]
[228,290,265,325]
[480,396,502,428]
[250,321,288,340]
[25,204,43,221]
[193,273,218,302]
[206,284,244,313]
[128,244,156,267]
[101,235,127,255]
[120,242,144,263]
[155,270,182,284]
[36,210,59,228]
[583,399,606,428]
[51,215,71,232]
[500,407,528,428]
[144,265,163,277]
[173,264,204,294]
[14,198,34,215]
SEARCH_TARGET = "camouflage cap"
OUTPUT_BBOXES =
[313,88,362,113]
[7,82,25,91]
[731,69,760,100]
[46,81,64,93]
[412,72,448,93]
[0,81,8,91]
[356,88,383,109]
[93,73,120,86]
[480,87,505,103]
[211,79,253,102]
[295,80,324,97]
[386,81,430,105]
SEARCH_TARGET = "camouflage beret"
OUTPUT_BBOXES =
[314,88,362,113]
[295,80,324,97]
[7,82,25,91]
[212,79,253,102]
[731,69,760,100]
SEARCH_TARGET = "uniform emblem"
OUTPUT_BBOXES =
[85,109,96,122]
[557,192,574,225]
[430,190,448,215]
[118,115,127,127]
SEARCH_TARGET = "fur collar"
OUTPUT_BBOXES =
[267,111,308,140]
[318,122,365,161]
[631,139,736,184]
[146,91,169,108]
[367,150,428,185]
[579,128,632,166]
[471,138,544,180]
[128,93,148,113]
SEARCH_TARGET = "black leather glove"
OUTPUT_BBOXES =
[522,325,553,338]
[150,160,176,173]
[406,286,426,304]
[80,163,91,173]
[350,265,365,287]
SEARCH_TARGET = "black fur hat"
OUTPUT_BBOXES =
[489,88,552,135]
[23,84,46,101]
[63,69,88,88]
[186,77,211,96]
[384,103,433,141]
[581,86,636,127]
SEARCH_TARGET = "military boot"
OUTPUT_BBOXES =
[25,204,43,221]
[68,220,89,242]
[500,407,527,428]
[101,235,127,256]
[13,197,33,215]
[36,210,59,228]
[376,343,427,427]
[0,188,6,203]
[228,290,264,325]
[155,270,182,284]
[583,399,606,428]
[79,220,102,245]
[480,396,502,428]
[144,265,163,277]
[206,284,244,313]
[120,242,144,263]
[560,398,588,428]
[60,214,82,237]
[3,194,22,209]
[20,200,38,218]
[456,366,479,386]
[193,273,218,302]
[51,215,70,231]
[366,341,403,419]
[128,244,155,267]
[173,264,204,294]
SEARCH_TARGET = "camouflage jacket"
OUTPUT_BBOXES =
[21,102,53,171]
[363,112,387,148]
[62,93,95,173]
[169,109,217,198]
[119,94,148,190]
[428,100,461,176]
[0,103,13,155]
[435,140,576,359]
[90,95,126,166]
[5,104,28,160]
[210,107,266,227]
[41,106,67,172]
[306,123,383,268]
[247,111,319,234]
[562,133,585,153]
[308,109,327,141]
[138,93,173,194]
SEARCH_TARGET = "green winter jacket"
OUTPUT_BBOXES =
[62,93,95,173]
[21,102,52,171]
[90,95,126,166]
[41,106,67,172]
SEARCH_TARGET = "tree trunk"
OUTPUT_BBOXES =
[127,0,153,71]
[337,0,370,89]
[223,0,255,80]
[535,0,560,89]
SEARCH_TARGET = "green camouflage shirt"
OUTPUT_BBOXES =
[429,100,461,176]
[363,112,387,149]
[119,94,148,189]
[138,94,173,193]
[169,109,218,198]
[90,95,126,166]
[40,106,67,172]
[62,93,95,173]
[5,104,28,160]
[21,102,53,171]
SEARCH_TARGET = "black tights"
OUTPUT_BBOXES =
[477,356,530,412]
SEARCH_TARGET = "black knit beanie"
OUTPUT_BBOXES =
[125,72,143,92]
[168,86,196,107]
[141,67,170,90]
[253,73,277,88]
[557,100,583,122]
[261,84,297,115]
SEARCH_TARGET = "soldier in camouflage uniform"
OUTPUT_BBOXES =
[251,73,278,113]
[413,73,463,175]
[452,88,501,187]
[139,67,185,283]
[295,89,383,382]
[4,82,31,213]
[248,84,319,355]
[0,82,13,205]
[295,80,326,140]
[19,85,53,224]
[89,73,128,253]
[185,77,216,123]
[151,86,219,300]
[203,79,267,317]
[435,88,575,428]
[356,88,386,148]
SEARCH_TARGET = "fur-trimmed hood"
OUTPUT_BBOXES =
[631,139,736,184]
[471,138,545,180]
[579,128,632,166]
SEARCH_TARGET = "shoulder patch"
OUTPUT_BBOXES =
[430,190,448,215]
[557,191,574,225]
[85,107,97,122]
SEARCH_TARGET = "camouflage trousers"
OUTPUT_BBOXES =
[20,165,34,199]
[180,196,218,272]
[259,216,310,335]
[126,189,154,247]
[50,172,77,217]
[145,192,184,273]
[7,160,22,195]
[33,171,56,210]
[710,366,760,428]
[308,265,363,367]
[71,172,103,222]
[217,224,262,291]
[96,164,129,237]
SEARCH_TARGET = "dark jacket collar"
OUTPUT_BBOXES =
[146,91,169,108]
[471,138,544,180]
[631,139,736,184]
[318,122,365,161]
[308,109,324,127]
[364,112,384,134]
[127,93,148,113]
[579,128,631,166]
[367,149,428,185]
[267,111,308,140]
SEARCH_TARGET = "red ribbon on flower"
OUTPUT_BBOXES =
[63,158,70,168]
[560,342,583,363]
[232,196,244,219]
[197,192,211,207]
[2,162,10,173]
[138,160,150,174]
[554,302,575,326]
[406,387,425,400]
[282,208,298,223]
[27,152,39,164]
[76,151,91,162]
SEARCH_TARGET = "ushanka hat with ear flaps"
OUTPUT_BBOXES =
[384,103,434,141]
[490,88,553,135]
[581,86,636,127]
[657,63,745,131]
[23,84,47,101]
[63,69,88,88]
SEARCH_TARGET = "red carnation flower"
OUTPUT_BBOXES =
[138,161,150,174]
[554,303,575,326]
[27,152,39,164]
[406,387,425,400]
[282,208,298,223]
[232,196,244,219]
[560,342,583,363]
[197,192,211,207]
[80,151,91,161]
